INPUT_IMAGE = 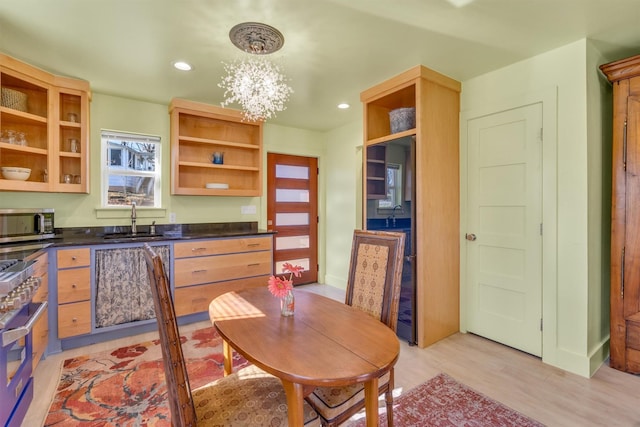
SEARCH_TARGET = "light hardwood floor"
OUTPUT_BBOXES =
[25,284,640,426]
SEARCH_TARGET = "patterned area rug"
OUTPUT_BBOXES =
[45,327,544,427]
[44,327,249,426]
[354,373,545,427]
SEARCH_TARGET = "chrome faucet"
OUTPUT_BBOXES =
[389,204,402,228]
[131,202,137,235]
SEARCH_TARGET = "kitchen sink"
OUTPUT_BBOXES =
[102,232,154,240]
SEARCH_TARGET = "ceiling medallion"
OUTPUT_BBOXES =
[229,22,284,55]
[219,22,293,122]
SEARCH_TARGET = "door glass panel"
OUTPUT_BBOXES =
[276,235,310,250]
[275,258,310,275]
[276,165,309,179]
[276,189,310,203]
[276,213,309,226]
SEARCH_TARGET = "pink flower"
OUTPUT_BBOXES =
[267,263,304,298]
[268,275,293,298]
[282,262,304,278]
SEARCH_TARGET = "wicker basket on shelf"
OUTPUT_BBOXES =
[389,107,416,134]
[1,88,28,112]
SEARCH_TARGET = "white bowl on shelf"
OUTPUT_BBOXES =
[1,166,31,181]
[205,182,229,189]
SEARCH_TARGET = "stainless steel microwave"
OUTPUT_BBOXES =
[0,208,55,244]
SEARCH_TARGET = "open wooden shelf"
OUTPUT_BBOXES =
[169,98,263,196]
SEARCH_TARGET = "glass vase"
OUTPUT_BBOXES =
[280,290,295,316]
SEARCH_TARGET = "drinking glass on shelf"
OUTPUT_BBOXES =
[69,138,79,153]
[16,132,26,146]
[3,130,16,144]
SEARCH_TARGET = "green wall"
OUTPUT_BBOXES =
[0,39,614,378]
[460,39,611,377]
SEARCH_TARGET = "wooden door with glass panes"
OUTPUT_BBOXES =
[267,153,318,284]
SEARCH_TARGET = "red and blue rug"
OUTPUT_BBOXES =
[44,327,248,426]
[45,327,544,426]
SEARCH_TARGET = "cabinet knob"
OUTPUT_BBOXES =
[465,233,477,241]
[71,256,77,261]
[72,318,77,323]
[72,284,77,289]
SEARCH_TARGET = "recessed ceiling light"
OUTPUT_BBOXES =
[173,61,192,71]
[337,103,350,109]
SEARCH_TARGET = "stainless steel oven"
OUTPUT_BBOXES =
[0,208,54,245]
[0,208,53,426]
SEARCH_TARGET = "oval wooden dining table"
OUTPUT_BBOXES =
[209,287,400,427]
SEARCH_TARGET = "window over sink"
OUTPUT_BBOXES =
[101,130,162,207]
[378,162,402,209]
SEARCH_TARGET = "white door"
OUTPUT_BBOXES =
[466,103,543,357]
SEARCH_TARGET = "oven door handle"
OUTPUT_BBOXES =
[2,301,48,347]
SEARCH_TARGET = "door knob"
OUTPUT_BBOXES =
[465,233,477,241]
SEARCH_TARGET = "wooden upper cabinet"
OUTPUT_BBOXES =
[361,65,461,348]
[169,98,263,196]
[0,53,90,193]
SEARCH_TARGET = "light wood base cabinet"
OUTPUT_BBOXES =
[174,236,273,316]
[30,252,49,370]
[56,248,91,339]
[32,306,48,368]
[174,276,267,317]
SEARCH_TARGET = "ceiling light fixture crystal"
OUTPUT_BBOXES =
[219,22,293,122]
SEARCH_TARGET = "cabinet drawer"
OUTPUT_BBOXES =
[58,301,91,338]
[57,248,91,268]
[32,306,48,370]
[174,251,272,288]
[57,268,90,303]
[174,275,268,317]
[174,236,272,258]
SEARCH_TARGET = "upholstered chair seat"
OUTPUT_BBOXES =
[193,364,320,426]
[305,371,391,424]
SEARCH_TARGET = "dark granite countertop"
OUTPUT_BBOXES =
[0,222,274,259]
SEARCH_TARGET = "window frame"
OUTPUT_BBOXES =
[378,162,402,209]
[100,129,162,208]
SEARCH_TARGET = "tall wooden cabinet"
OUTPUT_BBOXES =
[0,53,90,193]
[601,54,640,373]
[361,65,461,348]
[169,98,263,196]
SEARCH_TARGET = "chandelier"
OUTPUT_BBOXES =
[219,22,293,122]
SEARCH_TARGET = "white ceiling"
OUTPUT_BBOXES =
[1,0,639,131]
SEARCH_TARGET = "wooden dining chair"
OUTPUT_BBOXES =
[304,230,405,427]
[142,243,321,426]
